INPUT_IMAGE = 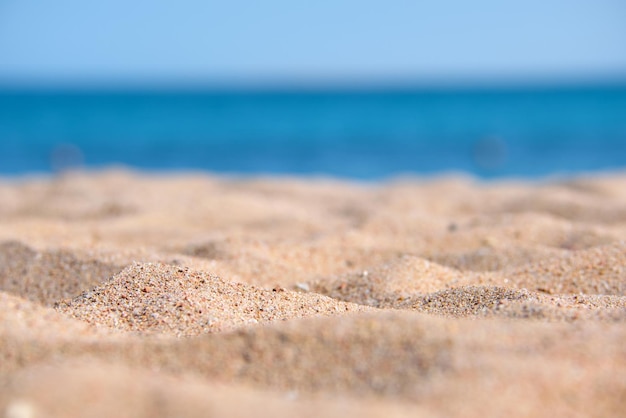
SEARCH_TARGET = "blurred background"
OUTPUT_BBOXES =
[0,0,625,178]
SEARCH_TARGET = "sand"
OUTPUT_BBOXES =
[1,169,625,417]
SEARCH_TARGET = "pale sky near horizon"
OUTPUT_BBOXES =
[1,0,625,86]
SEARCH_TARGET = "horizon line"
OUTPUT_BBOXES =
[1,73,626,93]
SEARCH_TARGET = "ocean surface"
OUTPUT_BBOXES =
[1,84,626,179]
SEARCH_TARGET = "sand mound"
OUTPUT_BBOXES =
[488,295,626,322]
[405,286,626,320]
[411,286,534,316]
[309,255,470,307]
[0,241,124,306]
[308,248,626,318]
[177,235,401,288]
[496,242,626,295]
[426,244,565,272]
[57,262,367,336]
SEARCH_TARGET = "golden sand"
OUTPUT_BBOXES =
[1,169,625,417]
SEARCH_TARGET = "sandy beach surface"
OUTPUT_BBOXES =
[1,169,625,417]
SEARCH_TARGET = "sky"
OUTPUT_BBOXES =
[0,0,625,87]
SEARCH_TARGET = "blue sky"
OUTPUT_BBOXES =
[1,0,625,86]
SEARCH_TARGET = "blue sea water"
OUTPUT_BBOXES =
[1,84,625,179]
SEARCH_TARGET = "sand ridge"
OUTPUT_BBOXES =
[57,262,368,337]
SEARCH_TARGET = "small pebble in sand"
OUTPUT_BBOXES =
[294,283,310,292]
